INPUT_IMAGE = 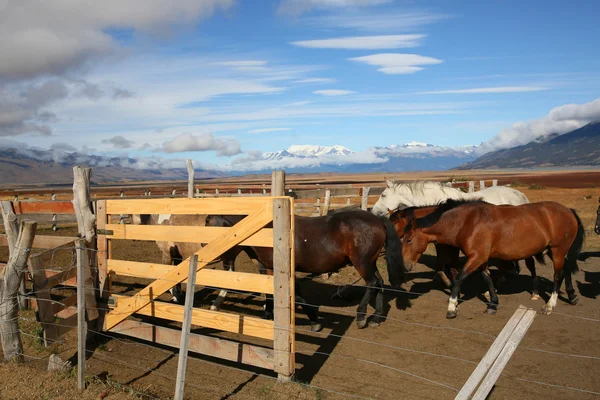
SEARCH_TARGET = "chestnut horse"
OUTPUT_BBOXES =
[391,199,584,318]
[206,210,406,330]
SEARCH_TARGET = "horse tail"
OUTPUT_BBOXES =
[381,217,406,287]
[566,208,585,274]
[534,253,546,266]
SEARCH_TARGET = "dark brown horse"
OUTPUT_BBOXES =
[391,199,584,318]
[206,210,406,330]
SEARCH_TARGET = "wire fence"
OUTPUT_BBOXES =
[2,244,600,399]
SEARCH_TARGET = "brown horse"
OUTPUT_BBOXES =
[206,210,406,330]
[391,199,584,318]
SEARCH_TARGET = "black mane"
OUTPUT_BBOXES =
[390,198,484,233]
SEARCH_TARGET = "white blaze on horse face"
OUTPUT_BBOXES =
[158,214,171,225]
[448,296,458,313]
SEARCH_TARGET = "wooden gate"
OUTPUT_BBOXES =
[95,196,295,380]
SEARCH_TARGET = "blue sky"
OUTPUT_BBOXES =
[2,0,600,170]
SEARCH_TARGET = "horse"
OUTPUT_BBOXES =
[391,199,584,318]
[205,210,406,330]
[372,179,530,288]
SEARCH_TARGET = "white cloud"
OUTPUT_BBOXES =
[160,133,241,156]
[277,0,390,17]
[313,89,355,96]
[295,78,336,84]
[291,35,425,49]
[417,86,549,95]
[311,10,451,32]
[246,128,292,134]
[213,60,270,72]
[349,53,443,74]
[0,0,234,81]
[101,135,135,149]
[479,97,600,153]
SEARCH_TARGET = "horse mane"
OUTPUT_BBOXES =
[388,179,456,195]
[391,198,484,233]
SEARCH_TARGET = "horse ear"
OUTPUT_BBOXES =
[385,178,394,188]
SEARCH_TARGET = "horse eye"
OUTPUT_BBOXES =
[381,193,386,198]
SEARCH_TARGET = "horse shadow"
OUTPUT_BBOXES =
[578,251,600,261]
[577,270,600,299]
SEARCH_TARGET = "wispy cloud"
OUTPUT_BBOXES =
[246,127,292,134]
[101,135,135,148]
[212,60,270,72]
[349,53,443,74]
[277,0,391,17]
[417,86,549,94]
[311,10,451,32]
[294,78,336,84]
[291,34,425,49]
[313,89,355,96]
[160,133,241,156]
[479,97,600,153]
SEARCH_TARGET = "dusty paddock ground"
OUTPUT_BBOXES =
[1,185,600,400]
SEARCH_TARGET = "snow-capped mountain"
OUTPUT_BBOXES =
[264,145,353,160]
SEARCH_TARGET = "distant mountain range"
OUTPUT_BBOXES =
[458,122,600,169]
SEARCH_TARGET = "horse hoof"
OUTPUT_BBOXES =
[356,319,368,329]
[540,307,552,315]
[483,291,491,302]
[569,295,579,305]
[368,320,381,328]
[446,311,457,319]
[310,323,323,332]
[485,308,497,315]
[531,294,540,301]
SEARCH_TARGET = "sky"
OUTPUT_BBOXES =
[2,0,600,171]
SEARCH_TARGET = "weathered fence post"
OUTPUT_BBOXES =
[322,189,331,216]
[187,159,194,199]
[273,197,294,383]
[468,181,475,193]
[492,179,498,187]
[272,171,285,197]
[76,239,87,389]
[237,188,242,195]
[0,220,37,362]
[361,187,370,211]
[1,201,28,310]
[51,193,58,231]
[71,167,99,325]
[480,180,486,190]
[174,255,199,400]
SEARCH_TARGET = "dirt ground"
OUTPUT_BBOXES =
[2,184,600,399]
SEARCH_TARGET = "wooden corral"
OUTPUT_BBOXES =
[96,196,296,381]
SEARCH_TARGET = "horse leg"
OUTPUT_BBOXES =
[356,265,384,329]
[564,267,579,305]
[447,256,485,319]
[525,257,540,300]
[435,244,458,288]
[480,265,499,314]
[210,252,235,311]
[541,249,565,315]
[295,281,322,332]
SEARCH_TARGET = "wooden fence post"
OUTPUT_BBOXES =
[468,181,475,193]
[273,198,294,382]
[187,159,194,199]
[1,201,28,310]
[361,187,370,211]
[76,239,87,390]
[72,167,99,324]
[0,220,37,362]
[272,171,285,197]
[174,255,199,400]
[322,190,331,216]
[492,179,498,187]
[480,180,486,190]
[51,193,58,231]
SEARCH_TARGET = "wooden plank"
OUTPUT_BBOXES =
[322,190,331,216]
[13,201,75,215]
[76,239,87,389]
[472,309,536,400]
[174,255,198,400]
[56,313,78,338]
[107,259,274,294]
[28,256,60,346]
[105,224,274,247]
[0,234,77,249]
[44,269,77,287]
[35,240,77,263]
[105,197,273,215]
[46,267,78,290]
[109,295,274,340]
[53,293,77,315]
[455,306,527,400]
[361,187,370,210]
[110,320,274,370]
[103,204,273,331]
[273,198,294,381]
[272,171,285,197]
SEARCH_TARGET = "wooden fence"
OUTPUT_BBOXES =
[96,196,296,381]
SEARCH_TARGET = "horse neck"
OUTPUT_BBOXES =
[417,209,462,246]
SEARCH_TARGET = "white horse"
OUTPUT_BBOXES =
[371,179,533,297]
[371,180,529,217]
